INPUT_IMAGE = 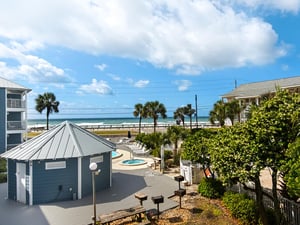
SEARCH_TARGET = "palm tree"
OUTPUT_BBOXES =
[35,92,60,130]
[225,99,244,125]
[184,104,195,130]
[133,103,145,134]
[144,101,167,133]
[173,107,185,126]
[166,125,187,160]
[209,100,226,127]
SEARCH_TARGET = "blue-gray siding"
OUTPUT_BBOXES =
[32,159,78,204]
[7,159,16,201]
[81,152,111,197]
[0,88,5,153]
[6,153,111,205]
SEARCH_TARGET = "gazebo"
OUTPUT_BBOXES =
[0,121,115,205]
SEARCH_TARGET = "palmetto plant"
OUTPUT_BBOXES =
[144,101,167,133]
[35,92,60,130]
[133,103,145,134]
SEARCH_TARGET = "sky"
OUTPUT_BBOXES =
[1,0,300,119]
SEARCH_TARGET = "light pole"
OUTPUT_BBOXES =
[89,162,100,225]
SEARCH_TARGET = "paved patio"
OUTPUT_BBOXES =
[0,167,179,225]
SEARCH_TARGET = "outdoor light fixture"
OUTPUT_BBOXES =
[89,162,101,225]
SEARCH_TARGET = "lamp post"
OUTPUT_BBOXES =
[89,162,100,225]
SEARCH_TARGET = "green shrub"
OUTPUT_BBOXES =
[0,173,7,183]
[164,150,173,160]
[222,192,256,225]
[198,178,225,199]
[0,159,6,173]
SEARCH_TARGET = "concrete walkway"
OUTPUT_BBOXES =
[0,167,179,225]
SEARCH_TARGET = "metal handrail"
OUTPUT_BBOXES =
[7,99,26,108]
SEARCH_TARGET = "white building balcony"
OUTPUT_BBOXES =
[7,99,26,109]
[7,121,27,131]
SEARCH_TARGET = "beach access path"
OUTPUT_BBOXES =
[0,149,179,225]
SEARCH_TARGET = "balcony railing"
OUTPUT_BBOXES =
[7,99,26,108]
[7,121,26,130]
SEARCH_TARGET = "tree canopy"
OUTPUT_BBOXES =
[133,103,145,134]
[143,101,167,132]
[35,92,60,130]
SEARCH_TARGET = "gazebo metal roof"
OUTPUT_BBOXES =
[222,76,300,99]
[1,121,115,160]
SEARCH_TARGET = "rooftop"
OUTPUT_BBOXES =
[0,121,116,160]
[0,76,31,92]
[222,76,300,99]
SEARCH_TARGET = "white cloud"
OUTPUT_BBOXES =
[0,41,72,84]
[174,80,192,91]
[0,0,290,74]
[79,78,113,95]
[95,63,107,71]
[228,0,300,14]
[107,73,121,81]
[134,80,149,88]
[126,78,150,88]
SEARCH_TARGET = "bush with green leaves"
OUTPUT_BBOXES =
[222,191,256,225]
[198,177,225,199]
[0,173,7,183]
[0,159,6,173]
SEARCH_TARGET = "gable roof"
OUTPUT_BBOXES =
[0,77,31,92]
[0,121,115,160]
[222,76,300,99]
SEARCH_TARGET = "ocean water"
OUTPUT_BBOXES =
[28,117,209,128]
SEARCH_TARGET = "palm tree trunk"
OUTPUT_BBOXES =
[46,108,50,130]
[138,116,142,134]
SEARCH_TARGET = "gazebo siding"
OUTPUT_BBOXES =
[6,152,112,205]
[7,159,17,201]
[32,158,78,204]
[81,152,111,197]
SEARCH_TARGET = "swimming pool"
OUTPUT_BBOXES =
[112,151,122,159]
[121,159,147,166]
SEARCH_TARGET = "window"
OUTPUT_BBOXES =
[90,155,103,164]
[45,161,66,170]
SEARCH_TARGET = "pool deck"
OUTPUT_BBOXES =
[112,149,155,170]
[0,148,180,225]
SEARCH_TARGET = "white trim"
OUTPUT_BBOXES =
[29,161,33,205]
[16,162,26,203]
[45,161,66,170]
[77,158,82,199]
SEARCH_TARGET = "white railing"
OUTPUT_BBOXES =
[7,99,26,108]
[7,121,26,130]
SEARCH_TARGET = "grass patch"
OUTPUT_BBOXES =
[180,197,238,225]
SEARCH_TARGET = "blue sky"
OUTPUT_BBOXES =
[0,0,300,119]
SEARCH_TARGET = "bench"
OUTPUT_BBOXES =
[99,205,146,225]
